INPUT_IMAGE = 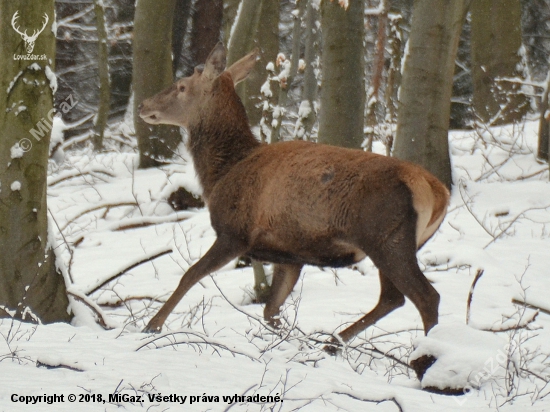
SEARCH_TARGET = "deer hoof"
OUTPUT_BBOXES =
[266,318,282,330]
[323,343,340,356]
[322,336,343,355]
[142,323,162,334]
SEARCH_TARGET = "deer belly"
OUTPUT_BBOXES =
[247,233,366,267]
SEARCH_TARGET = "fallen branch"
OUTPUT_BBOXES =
[48,168,115,186]
[515,168,547,181]
[512,298,550,317]
[482,311,539,333]
[67,290,111,329]
[330,391,403,412]
[61,201,138,231]
[71,212,193,246]
[86,248,173,295]
[98,296,166,308]
[36,360,84,372]
[113,215,190,231]
[60,128,94,151]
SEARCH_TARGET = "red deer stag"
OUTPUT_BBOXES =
[139,43,449,344]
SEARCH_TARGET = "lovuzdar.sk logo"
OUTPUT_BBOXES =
[11,11,49,61]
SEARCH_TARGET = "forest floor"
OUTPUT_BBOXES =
[1,121,550,411]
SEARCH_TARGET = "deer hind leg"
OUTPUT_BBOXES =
[369,233,440,336]
[263,263,302,328]
[337,271,405,342]
[143,234,246,333]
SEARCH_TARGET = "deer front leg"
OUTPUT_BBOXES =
[143,235,246,333]
[263,263,302,328]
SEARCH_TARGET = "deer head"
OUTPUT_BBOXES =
[12,11,49,54]
[139,43,259,129]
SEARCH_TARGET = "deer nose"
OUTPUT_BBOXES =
[138,103,143,112]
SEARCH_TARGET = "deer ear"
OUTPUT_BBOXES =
[203,42,226,81]
[226,48,260,85]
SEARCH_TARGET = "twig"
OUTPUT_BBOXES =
[48,208,75,284]
[466,269,484,325]
[458,182,495,239]
[86,248,172,295]
[223,385,258,412]
[135,331,258,361]
[304,334,412,370]
[484,205,550,249]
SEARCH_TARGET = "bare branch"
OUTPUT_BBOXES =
[466,269,485,324]
[86,248,172,295]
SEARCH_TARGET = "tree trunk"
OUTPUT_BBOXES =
[318,0,365,148]
[471,0,528,125]
[365,0,388,152]
[227,0,263,69]
[93,0,111,151]
[294,0,319,141]
[133,0,182,169]
[190,0,223,69]
[223,0,242,47]
[393,0,471,189]
[172,0,193,77]
[0,1,71,323]
[247,0,279,126]
[537,70,550,163]
[271,0,304,143]
[227,0,279,127]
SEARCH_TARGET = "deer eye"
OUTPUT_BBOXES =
[178,85,186,93]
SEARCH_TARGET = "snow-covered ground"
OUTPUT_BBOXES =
[1,121,549,411]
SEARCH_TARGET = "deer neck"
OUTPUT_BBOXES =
[188,118,260,201]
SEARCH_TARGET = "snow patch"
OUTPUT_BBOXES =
[260,79,272,98]
[298,100,312,118]
[10,143,25,159]
[11,181,21,191]
[45,65,57,94]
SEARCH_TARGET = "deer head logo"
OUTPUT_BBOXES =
[11,11,49,54]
